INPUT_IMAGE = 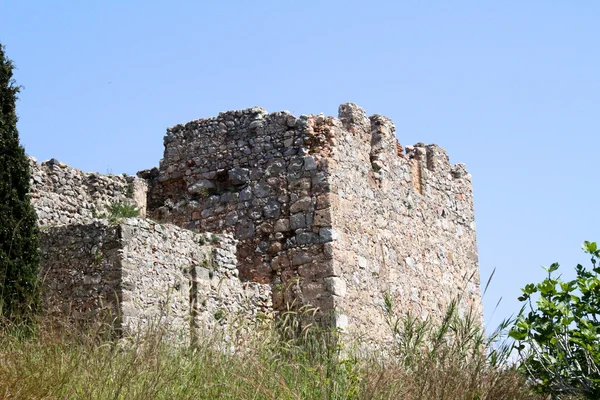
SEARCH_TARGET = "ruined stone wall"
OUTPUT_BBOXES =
[40,221,122,325]
[144,108,338,314]
[32,102,482,346]
[40,218,271,341]
[147,104,482,343]
[327,104,481,344]
[30,157,147,227]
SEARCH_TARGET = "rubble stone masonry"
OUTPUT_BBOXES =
[29,103,481,346]
[40,219,271,342]
[141,103,482,344]
[29,157,148,227]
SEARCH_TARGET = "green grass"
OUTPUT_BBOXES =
[93,201,139,224]
[0,303,546,400]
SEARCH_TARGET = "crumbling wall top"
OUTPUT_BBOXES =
[29,157,147,227]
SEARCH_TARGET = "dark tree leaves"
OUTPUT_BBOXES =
[0,42,40,319]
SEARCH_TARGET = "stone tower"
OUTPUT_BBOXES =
[143,103,482,343]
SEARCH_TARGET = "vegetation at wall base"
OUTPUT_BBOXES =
[0,43,40,320]
[0,303,544,400]
[510,241,600,400]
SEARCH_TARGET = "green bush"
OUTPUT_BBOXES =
[510,241,600,399]
[0,43,40,319]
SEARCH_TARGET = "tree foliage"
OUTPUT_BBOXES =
[510,241,600,399]
[0,43,40,318]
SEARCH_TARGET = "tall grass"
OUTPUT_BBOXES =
[374,294,542,400]
[0,302,544,400]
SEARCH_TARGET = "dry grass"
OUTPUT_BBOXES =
[0,303,545,400]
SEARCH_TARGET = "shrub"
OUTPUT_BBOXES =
[0,43,40,319]
[510,241,600,399]
[97,201,139,224]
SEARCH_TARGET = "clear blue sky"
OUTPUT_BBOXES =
[3,1,598,332]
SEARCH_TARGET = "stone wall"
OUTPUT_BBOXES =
[30,157,147,227]
[145,103,483,342]
[40,221,122,325]
[143,107,338,315]
[327,104,481,344]
[40,218,271,341]
[30,102,482,346]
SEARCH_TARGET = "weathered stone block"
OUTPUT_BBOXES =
[253,182,271,198]
[228,167,250,185]
[236,220,255,239]
[263,200,281,218]
[303,156,317,171]
[313,209,331,226]
[271,254,290,270]
[188,179,214,195]
[290,213,306,229]
[292,251,313,266]
[324,277,347,297]
[296,232,319,245]
[274,218,290,232]
[290,196,312,213]
[319,227,334,242]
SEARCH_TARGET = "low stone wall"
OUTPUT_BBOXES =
[40,218,271,342]
[30,157,147,227]
[190,232,272,335]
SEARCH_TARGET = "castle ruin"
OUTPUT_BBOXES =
[31,103,482,345]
